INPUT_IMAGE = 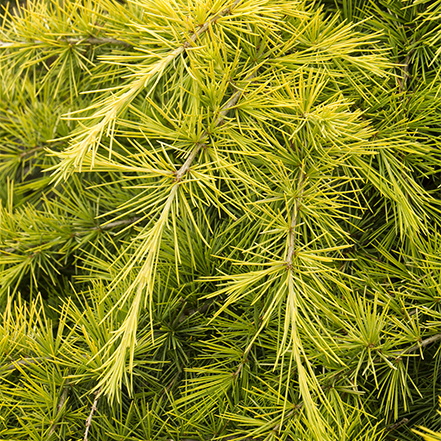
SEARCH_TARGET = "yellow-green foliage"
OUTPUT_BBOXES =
[1,0,441,439]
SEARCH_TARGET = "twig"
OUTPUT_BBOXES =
[182,298,216,321]
[162,373,180,395]
[3,356,51,371]
[84,388,102,441]
[400,333,441,356]
[397,39,416,93]
[174,143,206,182]
[4,353,88,371]
[48,380,70,436]
[0,246,20,255]
[19,145,45,158]
[182,0,243,49]
[286,169,306,267]
[401,52,411,91]
[233,314,264,377]
[175,71,255,182]
[272,404,303,432]
[385,417,408,432]
[0,37,130,48]
[77,37,130,46]
[95,216,142,230]
[233,357,246,377]
[0,216,142,255]
[173,0,255,182]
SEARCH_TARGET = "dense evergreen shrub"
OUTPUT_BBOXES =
[1,0,441,439]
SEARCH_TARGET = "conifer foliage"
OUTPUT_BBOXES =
[1,0,441,439]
